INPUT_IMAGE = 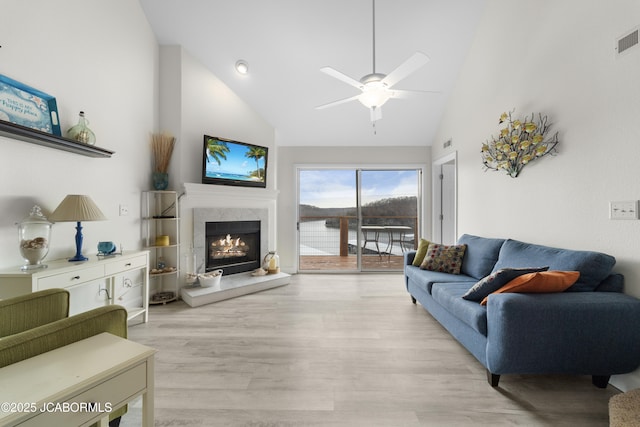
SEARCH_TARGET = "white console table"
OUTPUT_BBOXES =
[0,332,155,426]
[0,251,149,323]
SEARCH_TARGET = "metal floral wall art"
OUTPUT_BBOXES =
[481,110,559,178]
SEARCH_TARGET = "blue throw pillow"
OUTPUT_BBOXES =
[457,234,506,280]
[461,266,549,302]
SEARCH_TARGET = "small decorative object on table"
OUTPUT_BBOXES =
[97,241,121,258]
[262,251,280,274]
[17,205,51,270]
[151,132,176,190]
[481,109,559,178]
[67,111,96,145]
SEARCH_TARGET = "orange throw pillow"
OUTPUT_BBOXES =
[480,271,580,306]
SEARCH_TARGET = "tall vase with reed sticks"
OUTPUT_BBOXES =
[151,133,176,190]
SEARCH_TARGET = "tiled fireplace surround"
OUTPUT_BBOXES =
[193,207,269,274]
[183,183,278,275]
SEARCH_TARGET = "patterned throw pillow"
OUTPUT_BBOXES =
[420,243,467,274]
[462,266,549,302]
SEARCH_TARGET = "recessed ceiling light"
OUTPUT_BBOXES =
[235,60,249,75]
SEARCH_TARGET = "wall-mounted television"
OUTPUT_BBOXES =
[202,135,268,188]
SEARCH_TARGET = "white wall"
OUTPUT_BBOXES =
[432,0,640,390]
[156,46,276,265]
[277,146,431,272]
[0,0,158,268]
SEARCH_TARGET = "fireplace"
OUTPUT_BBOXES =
[205,220,260,274]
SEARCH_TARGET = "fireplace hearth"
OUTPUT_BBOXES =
[205,220,260,275]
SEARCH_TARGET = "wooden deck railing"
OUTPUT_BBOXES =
[299,215,418,257]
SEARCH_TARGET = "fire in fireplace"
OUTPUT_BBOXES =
[205,220,260,275]
[210,234,249,259]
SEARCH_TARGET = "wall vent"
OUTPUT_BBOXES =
[616,27,639,55]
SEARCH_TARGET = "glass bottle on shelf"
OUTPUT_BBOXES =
[17,205,52,270]
[67,111,96,145]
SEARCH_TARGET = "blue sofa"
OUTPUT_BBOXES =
[404,234,640,387]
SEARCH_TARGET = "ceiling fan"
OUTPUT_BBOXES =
[316,0,434,124]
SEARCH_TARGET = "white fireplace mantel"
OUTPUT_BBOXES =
[182,183,279,201]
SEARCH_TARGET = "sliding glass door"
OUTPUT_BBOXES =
[359,170,420,271]
[297,168,421,272]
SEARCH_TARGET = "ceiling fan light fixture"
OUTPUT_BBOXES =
[235,60,249,75]
[358,86,392,108]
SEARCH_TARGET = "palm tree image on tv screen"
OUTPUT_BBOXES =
[203,136,267,187]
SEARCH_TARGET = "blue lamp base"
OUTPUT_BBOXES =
[69,221,88,262]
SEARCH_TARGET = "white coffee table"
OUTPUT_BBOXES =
[0,333,155,426]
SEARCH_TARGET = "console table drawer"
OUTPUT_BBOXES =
[37,265,105,290]
[105,254,148,275]
[18,361,148,426]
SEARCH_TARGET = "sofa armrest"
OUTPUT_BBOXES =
[0,289,70,338]
[0,305,128,368]
[485,292,640,375]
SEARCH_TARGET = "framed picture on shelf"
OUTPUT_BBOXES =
[0,74,61,136]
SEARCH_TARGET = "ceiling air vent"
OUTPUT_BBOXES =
[616,27,639,55]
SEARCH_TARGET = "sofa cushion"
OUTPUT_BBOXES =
[595,273,624,293]
[405,265,476,294]
[492,239,616,292]
[431,282,488,336]
[480,270,580,305]
[420,243,467,274]
[457,234,506,279]
[412,239,431,266]
[462,266,549,302]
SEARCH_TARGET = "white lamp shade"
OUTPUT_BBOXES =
[49,195,107,222]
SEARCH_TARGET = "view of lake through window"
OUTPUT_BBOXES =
[298,169,421,272]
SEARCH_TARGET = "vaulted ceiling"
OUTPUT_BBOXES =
[139,0,486,146]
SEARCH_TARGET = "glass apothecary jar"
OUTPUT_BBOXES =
[18,205,51,270]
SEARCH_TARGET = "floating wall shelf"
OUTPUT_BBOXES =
[0,119,114,158]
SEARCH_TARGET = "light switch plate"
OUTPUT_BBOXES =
[610,201,638,220]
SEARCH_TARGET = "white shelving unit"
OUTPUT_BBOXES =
[142,191,180,304]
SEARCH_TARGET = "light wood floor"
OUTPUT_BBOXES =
[124,273,618,426]
[299,255,405,271]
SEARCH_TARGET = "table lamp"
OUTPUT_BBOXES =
[49,195,107,261]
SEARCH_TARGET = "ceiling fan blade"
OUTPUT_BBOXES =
[381,51,430,88]
[315,94,362,110]
[391,89,441,99]
[320,66,363,90]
